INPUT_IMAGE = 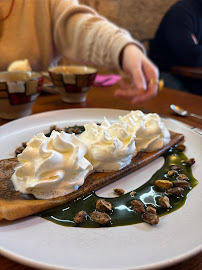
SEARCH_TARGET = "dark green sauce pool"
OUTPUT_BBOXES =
[38,147,198,228]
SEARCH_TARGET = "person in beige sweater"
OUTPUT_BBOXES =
[0,0,159,104]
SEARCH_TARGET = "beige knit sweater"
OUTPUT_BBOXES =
[0,0,143,72]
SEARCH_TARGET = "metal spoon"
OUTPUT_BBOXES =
[170,104,202,120]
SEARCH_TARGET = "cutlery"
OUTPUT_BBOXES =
[170,104,202,120]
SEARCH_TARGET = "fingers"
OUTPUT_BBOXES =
[121,44,148,94]
[115,62,159,104]
[130,64,147,93]
[142,59,159,96]
[130,75,159,104]
[114,78,141,100]
[115,65,147,100]
[115,44,160,104]
[114,88,138,100]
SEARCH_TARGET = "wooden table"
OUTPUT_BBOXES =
[0,84,202,270]
[171,66,202,79]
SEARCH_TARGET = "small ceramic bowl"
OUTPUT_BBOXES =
[0,71,43,119]
[48,65,97,103]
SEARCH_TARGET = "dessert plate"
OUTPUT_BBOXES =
[0,108,201,270]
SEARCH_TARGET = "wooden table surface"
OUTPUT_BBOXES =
[171,66,202,79]
[0,84,202,270]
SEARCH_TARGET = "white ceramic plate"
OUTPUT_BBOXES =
[0,108,201,270]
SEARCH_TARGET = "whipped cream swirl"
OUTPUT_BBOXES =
[119,110,170,152]
[11,131,93,199]
[79,118,136,172]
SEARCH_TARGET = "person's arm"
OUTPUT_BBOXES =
[163,5,202,66]
[50,0,159,104]
[51,0,138,68]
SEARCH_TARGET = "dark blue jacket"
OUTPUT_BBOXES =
[149,0,202,70]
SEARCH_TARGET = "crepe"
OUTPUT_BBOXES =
[0,131,184,221]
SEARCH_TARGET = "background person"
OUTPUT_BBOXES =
[149,0,202,96]
[0,0,159,104]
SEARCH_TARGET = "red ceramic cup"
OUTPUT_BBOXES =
[0,71,43,119]
[48,65,97,103]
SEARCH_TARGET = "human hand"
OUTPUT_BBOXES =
[115,44,159,104]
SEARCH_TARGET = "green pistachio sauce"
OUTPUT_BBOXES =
[38,146,198,228]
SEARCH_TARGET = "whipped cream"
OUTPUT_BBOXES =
[119,110,170,152]
[79,118,136,172]
[11,131,93,199]
[8,59,32,71]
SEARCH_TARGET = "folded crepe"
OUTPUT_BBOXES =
[0,131,184,221]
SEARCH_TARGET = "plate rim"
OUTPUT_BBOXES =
[1,225,201,270]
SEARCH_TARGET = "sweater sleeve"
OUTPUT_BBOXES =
[163,5,202,66]
[50,0,144,69]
